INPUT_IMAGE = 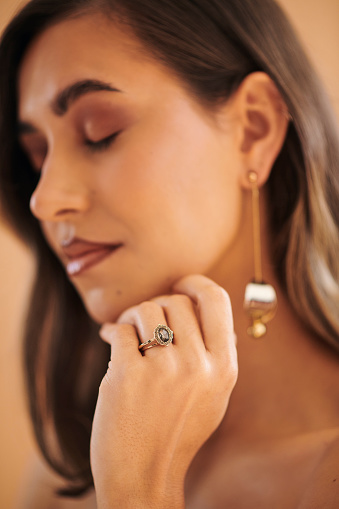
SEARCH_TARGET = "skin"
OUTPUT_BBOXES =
[18,12,339,509]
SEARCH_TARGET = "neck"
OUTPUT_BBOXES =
[206,186,339,445]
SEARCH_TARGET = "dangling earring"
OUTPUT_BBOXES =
[243,171,277,338]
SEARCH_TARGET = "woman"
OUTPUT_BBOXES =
[0,0,338,507]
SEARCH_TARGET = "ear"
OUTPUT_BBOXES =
[230,72,290,189]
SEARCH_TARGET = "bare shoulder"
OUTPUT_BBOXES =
[15,451,96,509]
[298,431,339,509]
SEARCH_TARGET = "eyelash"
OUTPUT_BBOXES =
[84,131,120,152]
[24,131,121,173]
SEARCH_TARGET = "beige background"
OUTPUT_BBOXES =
[0,1,338,507]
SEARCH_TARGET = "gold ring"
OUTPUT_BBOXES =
[138,324,173,352]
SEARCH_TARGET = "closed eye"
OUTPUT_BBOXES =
[85,131,120,152]
[19,142,47,174]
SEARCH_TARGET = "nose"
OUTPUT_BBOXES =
[29,151,91,222]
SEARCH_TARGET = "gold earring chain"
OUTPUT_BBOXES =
[248,171,262,283]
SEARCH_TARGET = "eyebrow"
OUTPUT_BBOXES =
[52,79,121,115]
[18,79,122,135]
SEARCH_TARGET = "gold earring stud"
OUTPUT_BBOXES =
[243,171,277,338]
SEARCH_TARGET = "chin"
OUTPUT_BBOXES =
[86,306,120,325]
[81,286,147,325]
[84,297,126,325]
[78,275,177,324]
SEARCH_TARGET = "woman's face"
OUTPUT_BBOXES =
[18,13,243,323]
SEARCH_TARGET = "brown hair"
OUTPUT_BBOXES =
[0,0,338,497]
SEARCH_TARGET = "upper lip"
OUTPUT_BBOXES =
[61,237,122,260]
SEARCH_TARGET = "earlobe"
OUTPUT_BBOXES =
[235,72,290,189]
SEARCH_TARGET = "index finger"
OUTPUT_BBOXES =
[172,274,235,356]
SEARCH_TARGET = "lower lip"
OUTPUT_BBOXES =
[66,245,122,277]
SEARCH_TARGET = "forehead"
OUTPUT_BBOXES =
[18,12,179,120]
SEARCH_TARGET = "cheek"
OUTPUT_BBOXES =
[149,132,240,249]
[98,109,239,222]
[162,177,242,273]
[114,132,242,270]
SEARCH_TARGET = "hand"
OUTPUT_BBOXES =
[90,274,238,509]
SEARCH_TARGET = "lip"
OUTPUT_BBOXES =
[62,238,123,277]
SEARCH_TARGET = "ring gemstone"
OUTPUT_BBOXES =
[154,324,173,346]
[159,328,169,342]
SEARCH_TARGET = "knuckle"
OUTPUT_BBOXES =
[137,300,161,316]
[175,274,197,286]
[221,358,238,387]
[169,293,193,308]
[117,307,134,323]
[100,322,132,341]
[118,300,161,323]
[205,284,231,305]
[180,274,208,286]
[212,351,238,384]
[227,362,239,386]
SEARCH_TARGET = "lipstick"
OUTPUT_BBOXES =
[62,238,122,276]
